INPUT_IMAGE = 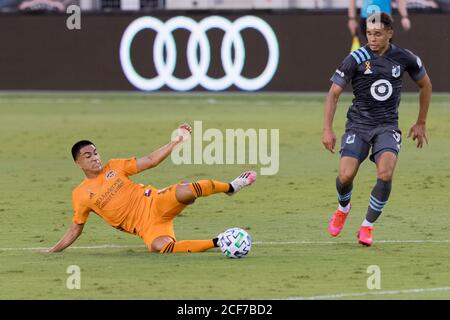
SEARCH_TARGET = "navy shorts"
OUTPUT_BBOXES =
[339,126,402,163]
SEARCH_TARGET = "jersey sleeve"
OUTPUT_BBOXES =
[72,191,90,225]
[109,158,138,176]
[330,54,358,88]
[404,49,426,82]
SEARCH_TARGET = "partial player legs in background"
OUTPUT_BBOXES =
[328,157,359,237]
[358,151,396,246]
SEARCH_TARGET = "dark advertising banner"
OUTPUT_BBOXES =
[0,12,449,91]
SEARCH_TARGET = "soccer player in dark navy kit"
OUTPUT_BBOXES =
[322,12,432,246]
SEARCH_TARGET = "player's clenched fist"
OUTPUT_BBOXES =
[179,123,192,134]
[173,123,192,143]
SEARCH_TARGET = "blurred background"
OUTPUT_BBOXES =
[0,0,448,91]
[0,0,444,12]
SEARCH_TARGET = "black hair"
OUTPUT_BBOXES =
[71,140,95,161]
[367,12,394,30]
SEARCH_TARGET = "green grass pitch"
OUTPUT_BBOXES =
[1,93,449,299]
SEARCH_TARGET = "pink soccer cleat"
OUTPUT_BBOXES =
[328,204,351,237]
[358,226,374,246]
[226,171,257,196]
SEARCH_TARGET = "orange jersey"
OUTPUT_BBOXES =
[72,158,156,237]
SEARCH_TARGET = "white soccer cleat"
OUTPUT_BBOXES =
[226,171,257,196]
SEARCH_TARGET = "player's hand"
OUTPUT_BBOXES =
[178,123,192,134]
[408,122,428,148]
[172,123,192,143]
[322,129,336,153]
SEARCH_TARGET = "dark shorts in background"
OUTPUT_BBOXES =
[340,126,402,163]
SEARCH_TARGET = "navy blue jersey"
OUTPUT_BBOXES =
[330,44,426,131]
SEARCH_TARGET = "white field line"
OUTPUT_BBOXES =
[1,239,450,251]
[255,240,450,245]
[285,287,450,300]
[0,244,144,251]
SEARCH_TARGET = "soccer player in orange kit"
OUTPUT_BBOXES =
[48,123,256,254]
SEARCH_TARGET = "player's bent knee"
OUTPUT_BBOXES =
[151,236,173,252]
[175,184,196,205]
[339,156,359,180]
[377,170,394,181]
[376,153,397,181]
[339,171,356,185]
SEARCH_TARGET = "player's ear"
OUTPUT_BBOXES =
[387,29,394,40]
[75,158,83,169]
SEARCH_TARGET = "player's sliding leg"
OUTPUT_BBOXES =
[159,239,220,253]
[358,152,396,246]
[175,171,257,204]
[226,171,257,196]
[328,157,359,237]
[151,235,219,253]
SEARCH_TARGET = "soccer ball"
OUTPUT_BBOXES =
[218,227,252,259]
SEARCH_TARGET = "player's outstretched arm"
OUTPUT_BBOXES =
[136,123,192,172]
[47,223,84,253]
[408,74,432,148]
[322,83,344,153]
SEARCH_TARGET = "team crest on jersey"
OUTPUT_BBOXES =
[105,170,116,180]
[346,134,356,144]
[392,65,401,78]
[364,61,373,75]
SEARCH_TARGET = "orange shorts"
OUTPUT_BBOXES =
[141,183,187,246]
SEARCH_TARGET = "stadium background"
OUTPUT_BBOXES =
[0,0,449,91]
[1,0,450,304]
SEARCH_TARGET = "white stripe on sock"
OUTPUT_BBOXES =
[338,204,351,214]
[362,219,374,227]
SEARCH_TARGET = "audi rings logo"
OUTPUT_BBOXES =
[119,16,279,91]
[370,79,393,101]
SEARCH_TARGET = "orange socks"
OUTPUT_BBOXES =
[160,240,215,253]
[188,180,230,198]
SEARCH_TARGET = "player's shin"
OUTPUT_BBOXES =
[159,240,215,253]
[188,180,231,198]
[336,176,352,212]
[363,179,392,226]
